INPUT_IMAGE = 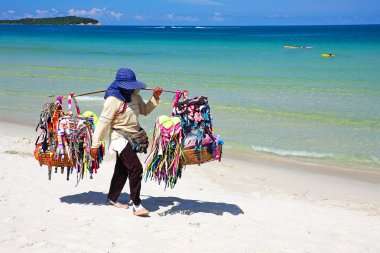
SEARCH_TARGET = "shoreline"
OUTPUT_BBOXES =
[2,119,380,208]
[2,119,380,205]
[3,118,379,184]
[225,149,380,184]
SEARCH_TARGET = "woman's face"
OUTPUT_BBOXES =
[120,89,134,96]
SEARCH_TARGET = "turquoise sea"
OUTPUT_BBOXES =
[0,25,379,170]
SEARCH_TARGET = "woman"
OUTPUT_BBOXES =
[90,67,162,217]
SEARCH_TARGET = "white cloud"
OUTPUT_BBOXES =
[110,11,123,20]
[1,8,63,19]
[133,15,146,21]
[270,14,290,19]
[1,9,16,19]
[165,13,199,22]
[5,10,15,15]
[14,9,64,19]
[67,7,124,20]
[49,8,61,17]
[211,12,224,22]
[337,16,351,24]
[35,9,49,17]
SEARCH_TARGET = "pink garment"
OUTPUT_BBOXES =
[184,133,213,150]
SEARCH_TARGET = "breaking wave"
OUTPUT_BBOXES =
[371,155,380,164]
[251,145,334,158]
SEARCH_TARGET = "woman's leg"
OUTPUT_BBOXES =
[107,152,129,202]
[118,143,143,206]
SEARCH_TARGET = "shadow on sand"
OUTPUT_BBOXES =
[60,191,244,216]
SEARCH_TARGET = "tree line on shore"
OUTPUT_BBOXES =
[0,16,100,25]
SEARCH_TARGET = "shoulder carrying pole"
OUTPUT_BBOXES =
[49,88,180,99]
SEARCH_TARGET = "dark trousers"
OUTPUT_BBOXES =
[107,143,143,205]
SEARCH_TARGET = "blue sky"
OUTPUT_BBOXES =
[1,0,379,25]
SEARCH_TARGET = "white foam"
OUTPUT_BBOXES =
[251,145,334,158]
[170,26,191,29]
[371,155,380,164]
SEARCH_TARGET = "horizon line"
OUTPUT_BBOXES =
[1,23,379,27]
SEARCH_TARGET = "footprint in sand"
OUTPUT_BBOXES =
[4,150,33,157]
[2,216,16,223]
[188,222,201,228]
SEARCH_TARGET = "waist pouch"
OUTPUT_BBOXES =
[113,128,149,154]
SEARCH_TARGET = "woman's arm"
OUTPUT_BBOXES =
[91,97,120,148]
[138,87,163,116]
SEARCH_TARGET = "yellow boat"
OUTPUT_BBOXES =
[321,53,335,57]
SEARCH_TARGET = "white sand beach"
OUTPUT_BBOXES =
[1,121,380,253]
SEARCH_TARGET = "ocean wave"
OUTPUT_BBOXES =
[170,26,191,29]
[0,72,108,82]
[0,64,113,74]
[371,155,380,164]
[251,145,334,158]
[141,26,166,29]
[214,104,380,129]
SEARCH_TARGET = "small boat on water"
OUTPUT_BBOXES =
[284,45,314,49]
[321,53,335,57]
[284,45,299,49]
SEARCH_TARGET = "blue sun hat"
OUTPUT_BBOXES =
[104,68,147,102]
[113,68,147,89]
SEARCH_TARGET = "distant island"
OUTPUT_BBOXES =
[0,16,101,25]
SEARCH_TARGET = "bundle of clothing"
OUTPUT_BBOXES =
[34,94,104,182]
[143,91,223,189]
[144,115,185,189]
[173,95,221,159]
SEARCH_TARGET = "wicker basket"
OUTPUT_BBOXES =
[37,152,75,168]
[181,145,222,166]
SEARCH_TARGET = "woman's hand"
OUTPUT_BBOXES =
[153,87,163,99]
[90,147,98,160]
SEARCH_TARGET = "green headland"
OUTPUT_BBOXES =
[0,16,101,25]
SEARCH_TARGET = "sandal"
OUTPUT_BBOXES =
[133,204,149,217]
[106,199,129,209]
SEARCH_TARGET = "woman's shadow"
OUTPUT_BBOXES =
[60,191,244,216]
